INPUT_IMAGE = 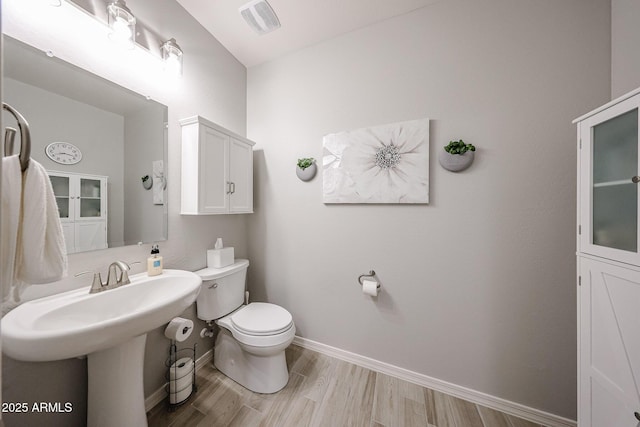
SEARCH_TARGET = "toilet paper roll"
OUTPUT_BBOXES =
[169,385,192,404]
[362,279,380,297]
[169,357,194,404]
[169,357,194,381]
[164,317,194,342]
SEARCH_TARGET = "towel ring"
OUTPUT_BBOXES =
[3,102,31,172]
[357,270,380,289]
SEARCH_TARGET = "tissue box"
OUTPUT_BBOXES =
[207,247,234,268]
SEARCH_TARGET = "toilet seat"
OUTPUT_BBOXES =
[216,303,295,348]
[231,303,293,336]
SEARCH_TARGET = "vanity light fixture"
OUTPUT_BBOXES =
[107,0,136,46]
[161,38,183,75]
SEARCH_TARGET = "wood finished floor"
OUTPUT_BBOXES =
[147,345,546,427]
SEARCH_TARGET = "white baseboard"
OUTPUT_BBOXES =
[144,349,213,412]
[293,336,576,427]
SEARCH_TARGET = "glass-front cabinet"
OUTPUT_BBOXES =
[578,92,640,266]
[575,88,640,427]
[48,171,108,254]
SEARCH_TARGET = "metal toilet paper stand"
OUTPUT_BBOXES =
[165,342,197,411]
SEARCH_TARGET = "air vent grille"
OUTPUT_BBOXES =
[239,0,281,35]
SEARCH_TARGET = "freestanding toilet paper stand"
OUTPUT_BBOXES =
[165,342,197,411]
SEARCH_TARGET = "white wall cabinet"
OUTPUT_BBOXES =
[180,116,254,215]
[48,171,108,254]
[575,87,640,427]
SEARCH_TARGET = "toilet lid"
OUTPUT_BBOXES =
[230,303,293,336]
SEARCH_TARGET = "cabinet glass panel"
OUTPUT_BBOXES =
[79,179,102,218]
[55,198,69,219]
[80,178,101,198]
[49,175,70,219]
[80,199,101,218]
[592,108,638,252]
[49,175,69,197]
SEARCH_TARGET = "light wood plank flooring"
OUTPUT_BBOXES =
[147,345,546,427]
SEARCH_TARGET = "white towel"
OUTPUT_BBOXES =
[1,155,22,306]
[13,158,67,301]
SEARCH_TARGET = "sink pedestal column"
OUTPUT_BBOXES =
[87,334,148,427]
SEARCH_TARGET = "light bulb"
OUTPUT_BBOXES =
[111,16,132,41]
[107,1,135,46]
[164,53,181,75]
[161,38,183,76]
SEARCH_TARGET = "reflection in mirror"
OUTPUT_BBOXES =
[2,36,168,253]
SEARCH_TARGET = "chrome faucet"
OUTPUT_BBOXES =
[76,261,138,294]
[106,261,132,287]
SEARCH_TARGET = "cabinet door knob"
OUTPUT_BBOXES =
[226,181,232,194]
[635,411,640,421]
[633,176,640,184]
[230,182,236,194]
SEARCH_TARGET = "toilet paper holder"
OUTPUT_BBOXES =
[357,270,381,289]
[165,342,197,410]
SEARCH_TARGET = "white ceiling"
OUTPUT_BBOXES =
[176,0,440,68]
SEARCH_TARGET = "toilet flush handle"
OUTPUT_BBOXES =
[208,282,218,289]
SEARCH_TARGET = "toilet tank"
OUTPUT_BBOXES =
[194,259,249,321]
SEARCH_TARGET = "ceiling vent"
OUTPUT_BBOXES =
[239,0,281,35]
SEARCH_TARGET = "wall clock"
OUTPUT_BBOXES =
[45,142,83,165]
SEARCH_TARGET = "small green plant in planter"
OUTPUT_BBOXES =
[444,139,476,154]
[297,158,315,170]
[439,139,476,172]
[296,158,317,181]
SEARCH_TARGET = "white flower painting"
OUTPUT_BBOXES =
[323,119,429,204]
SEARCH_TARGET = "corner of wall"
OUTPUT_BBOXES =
[611,0,640,98]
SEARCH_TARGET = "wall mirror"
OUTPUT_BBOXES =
[2,36,168,253]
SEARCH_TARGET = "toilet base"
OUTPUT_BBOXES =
[214,328,290,394]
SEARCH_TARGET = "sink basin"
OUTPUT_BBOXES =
[2,269,202,427]
[2,269,202,361]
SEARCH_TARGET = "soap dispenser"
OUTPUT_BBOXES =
[147,244,163,276]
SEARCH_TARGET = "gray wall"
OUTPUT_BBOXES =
[1,0,247,425]
[246,0,610,420]
[123,104,167,246]
[611,0,640,98]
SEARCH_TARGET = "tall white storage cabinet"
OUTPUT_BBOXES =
[180,116,254,215]
[575,87,640,427]
[48,171,108,254]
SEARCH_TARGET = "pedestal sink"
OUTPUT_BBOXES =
[2,269,202,427]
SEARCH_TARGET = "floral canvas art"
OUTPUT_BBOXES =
[323,119,429,203]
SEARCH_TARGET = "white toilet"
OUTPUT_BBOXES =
[195,259,296,394]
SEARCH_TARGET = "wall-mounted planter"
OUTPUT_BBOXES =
[438,151,475,172]
[142,175,153,190]
[296,163,317,181]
